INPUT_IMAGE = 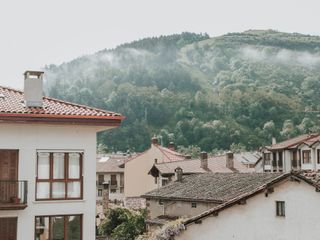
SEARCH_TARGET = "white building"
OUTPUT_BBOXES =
[262,134,320,172]
[0,71,124,240]
[167,172,320,240]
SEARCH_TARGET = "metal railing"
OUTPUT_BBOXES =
[0,180,28,205]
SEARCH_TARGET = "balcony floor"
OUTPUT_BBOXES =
[0,203,27,210]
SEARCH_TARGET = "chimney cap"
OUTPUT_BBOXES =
[24,70,44,77]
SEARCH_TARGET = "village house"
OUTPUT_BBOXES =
[262,134,320,173]
[142,171,282,220]
[96,154,128,202]
[122,138,186,208]
[170,171,320,240]
[148,151,256,187]
[0,71,123,240]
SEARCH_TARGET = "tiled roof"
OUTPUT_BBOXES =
[142,173,284,203]
[0,86,123,120]
[267,134,320,150]
[96,155,127,173]
[122,145,186,166]
[182,171,318,226]
[152,154,252,175]
[236,152,261,165]
[156,145,186,162]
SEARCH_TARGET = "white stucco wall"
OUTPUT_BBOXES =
[0,123,108,240]
[176,180,320,240]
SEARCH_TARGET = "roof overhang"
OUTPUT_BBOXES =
[0,113,124,127]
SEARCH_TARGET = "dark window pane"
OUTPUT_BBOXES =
[67,216,81,240]
[52,216,65,240]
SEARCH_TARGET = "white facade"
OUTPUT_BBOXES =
[0,123,110,240]
[263,143,320,173]
[176,179,320,240]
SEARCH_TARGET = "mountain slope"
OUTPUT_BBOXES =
[44,30,320,152]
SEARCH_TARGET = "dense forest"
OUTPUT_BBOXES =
[44,30,320,153]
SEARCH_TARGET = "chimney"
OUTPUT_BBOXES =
[168,142,175,150]
[24,70,44,107]
[175,167,183,182]
[151,137,158,145]
[200,151,208,169]
[226,151,234,169]
[272,137,277,145]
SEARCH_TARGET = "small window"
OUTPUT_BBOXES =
[191,202,197,208]
[159,199,164,205]
[276,201,285,217]
[98,189,102,197]
[302,150,311,164]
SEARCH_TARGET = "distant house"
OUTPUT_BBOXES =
[148,152,255,187]
[172,171,320,240]
[0,71,124,240]
[96,154,128,202]
[122,138,186,208]
[262,134,320,172]
[142,172,282,220]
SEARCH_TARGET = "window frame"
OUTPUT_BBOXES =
[34,214,82,240]
[36,152,83,201]
[276,201,285,217]
[191,202,197,208]
[302,150,311,164]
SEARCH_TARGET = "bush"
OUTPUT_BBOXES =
[98,207,147,240]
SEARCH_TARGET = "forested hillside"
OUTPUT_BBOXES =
[44,30,320,153]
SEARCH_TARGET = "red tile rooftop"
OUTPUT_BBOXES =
[0,86,124,124]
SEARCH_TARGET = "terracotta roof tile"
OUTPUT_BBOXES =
[267,134,320,150]
[0,86,123,120]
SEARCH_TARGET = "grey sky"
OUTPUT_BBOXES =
[1,0,319,89]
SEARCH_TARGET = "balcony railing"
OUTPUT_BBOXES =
[0,180,28,210]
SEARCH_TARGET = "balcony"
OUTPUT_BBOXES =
[0,180,28,210]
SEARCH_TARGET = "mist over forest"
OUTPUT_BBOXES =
[44,30,320,153]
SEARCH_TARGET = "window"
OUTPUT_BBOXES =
[98,175,104,185]
[110,175,117,186]
[36,152,83,200]
[35,215,82,240]
[292,151,298,168]
[272,152,277,167]
[278,152,283,168]
[120,173,124,187]
[191,202,197,208]
[98,189,102,197]
[110,189,116,193]
[317,149,320,164]
[302,150,311,164]
[264,153,271,165]
[159,199,164,205]
[276,201,285,217]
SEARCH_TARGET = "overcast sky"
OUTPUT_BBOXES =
[0,0,319,89]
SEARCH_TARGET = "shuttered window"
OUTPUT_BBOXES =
[0,217,17,240]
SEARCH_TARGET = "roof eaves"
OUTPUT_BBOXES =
[183,173,291,226]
